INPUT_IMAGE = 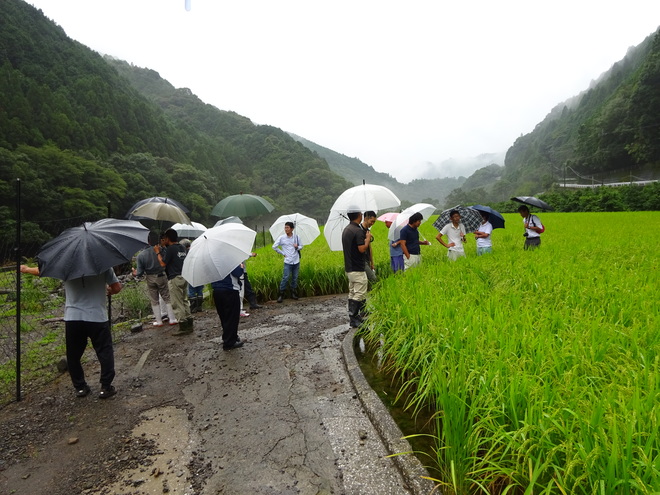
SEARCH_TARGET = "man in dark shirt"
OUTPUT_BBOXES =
[399,212,430,271]
[156,229,193,335]
[341,210,372,327]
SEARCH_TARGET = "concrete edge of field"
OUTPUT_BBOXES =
[342,328,438,495]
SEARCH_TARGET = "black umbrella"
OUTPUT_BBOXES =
[433,205,483,233]
[37,219,150,281]
[511,196,554,211]
[125,197,190,219]
[470,205,505,230]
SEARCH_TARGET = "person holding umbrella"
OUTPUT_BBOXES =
[473,211,494,255]
[342,209,372,327]
[156,229,193,334]
[20,265,122,399]
[360,211,378,282]
[436,209,467,260]
[132,232,178,326]
[272,221,303,303]
[518,205,544,250]
[211,264,245,351]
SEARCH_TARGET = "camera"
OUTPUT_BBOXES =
[523,232,529,237]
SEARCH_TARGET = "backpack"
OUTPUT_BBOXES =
[530,215,545,233]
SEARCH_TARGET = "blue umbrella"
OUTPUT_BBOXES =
[470,205,505,230]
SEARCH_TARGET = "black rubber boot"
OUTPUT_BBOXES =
[277,291,284,303]
[247,294,262,309]
[291,289,299,300]
[348,299,362,328]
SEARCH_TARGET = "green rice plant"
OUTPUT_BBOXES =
[361,211,660,494]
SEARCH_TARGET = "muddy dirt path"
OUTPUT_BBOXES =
[0,294,428,495]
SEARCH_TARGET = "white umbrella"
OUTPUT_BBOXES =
[130,202,191,225]
[182,224,256,287]
[323,210,350,252]
[388,203,437,241]
[214,216,243,227]
[330,183,401,213]
[172,221,207,238]
[269,213,320,246]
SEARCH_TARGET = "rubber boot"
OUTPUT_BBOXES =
[291,289,299,300]
[348,299,362,328]
[247,293,262,309]
[166,303,178,326]
[151,304,163,327]
[357,299,368,320]
[173,316,193,336]
[277,291,284,303]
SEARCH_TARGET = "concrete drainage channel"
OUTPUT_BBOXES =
[342,329,436,495]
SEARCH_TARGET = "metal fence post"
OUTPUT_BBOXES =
[15,178,22,402]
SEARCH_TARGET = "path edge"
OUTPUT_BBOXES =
[342,328,438,495]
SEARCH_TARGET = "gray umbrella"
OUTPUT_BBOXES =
[511,196,554,211]
[37,219,149,281]
[433,205,483,233]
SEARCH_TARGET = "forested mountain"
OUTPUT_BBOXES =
[0,0,351,245]
[448,27,660,206]
[289,134,466,207]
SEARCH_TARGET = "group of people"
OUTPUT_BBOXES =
[341,205,544,327]
[20,205,543,399]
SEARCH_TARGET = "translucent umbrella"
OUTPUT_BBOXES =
[172,221,207,238]
[214,216,243,227]
[330,183,401,213]
[37,219,149,281]
[269,213,320,246]
[388,203,437,241]
[323,211,350,252]
[182,224,256,287]
[211,193,274,218]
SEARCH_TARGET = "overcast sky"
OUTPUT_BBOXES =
[26,0,660,182]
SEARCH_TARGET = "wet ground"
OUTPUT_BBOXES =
[0,294,434,495]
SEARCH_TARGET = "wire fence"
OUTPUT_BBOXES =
[0,182,151,407]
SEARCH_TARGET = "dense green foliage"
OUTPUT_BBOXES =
[0,0,351,249]
[449,29,660,205]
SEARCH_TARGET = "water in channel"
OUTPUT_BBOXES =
[354,335,441,481]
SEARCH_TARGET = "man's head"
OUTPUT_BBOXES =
[179,238,192,250]
[408,212,423,229]
[148,231,160,247]
[449,210,461,225]
[162,229,178,245]
[518,205,530,218]
[347,211,362,223]
[479,211,490,222]
[284,221,295,236]
[362,211,377,228]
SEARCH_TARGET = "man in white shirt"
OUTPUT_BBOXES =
[436,210,467,261]
[272,221,303,303]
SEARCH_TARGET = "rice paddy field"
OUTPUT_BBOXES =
[352,211,660,494]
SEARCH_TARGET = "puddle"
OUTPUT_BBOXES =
[103,406,194,495]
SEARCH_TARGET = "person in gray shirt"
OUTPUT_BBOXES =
[133,232,177,326]
[21,265,122,399]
